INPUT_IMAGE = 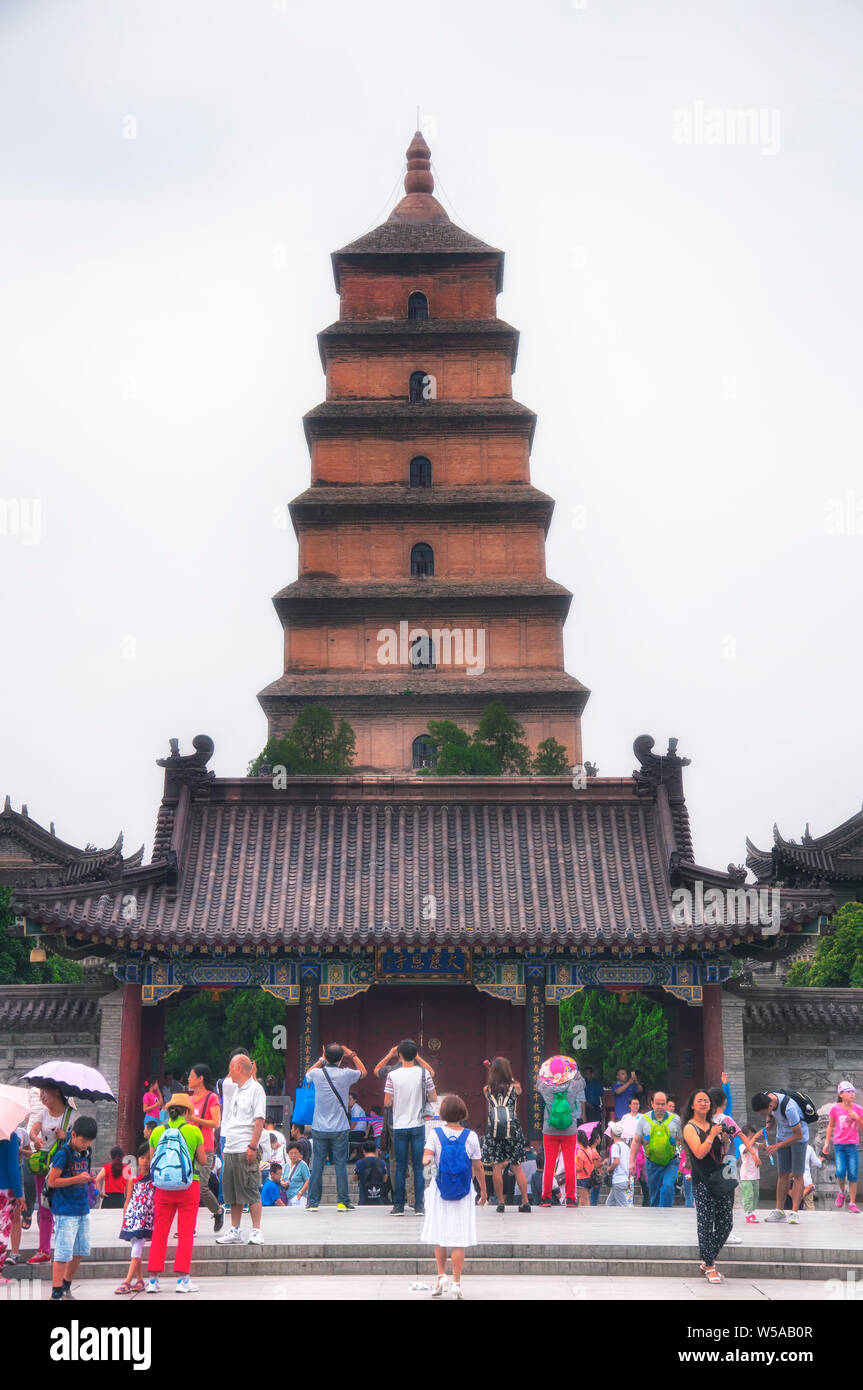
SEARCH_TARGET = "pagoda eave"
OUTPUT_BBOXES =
[302,400,537,450]
[317,318,520,370]
[257,677,590,719]
[288,485,554,533]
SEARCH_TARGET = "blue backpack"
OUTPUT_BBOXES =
[151,1126,194,1191]
[434,1128,473,1201]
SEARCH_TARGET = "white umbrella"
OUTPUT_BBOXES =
[20,1060,116,1103]
[0,1083,32,1141]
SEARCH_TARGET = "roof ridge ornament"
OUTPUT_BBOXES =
[156,735,216,801]
[632,735,694,861]
[632,735,691,797]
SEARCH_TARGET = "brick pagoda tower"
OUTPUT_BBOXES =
[259,131,589,772]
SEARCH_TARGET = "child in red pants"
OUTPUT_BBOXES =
[145,1094,205,1294]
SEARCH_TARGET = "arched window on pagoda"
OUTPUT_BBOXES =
[410,542,434,577]
[408,291,429,320]
[412,735,438,769]
[409,370,429,403]
[409,456,432,489]
[409,632,436,669]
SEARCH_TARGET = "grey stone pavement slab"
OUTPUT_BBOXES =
[10,1274,851,1302]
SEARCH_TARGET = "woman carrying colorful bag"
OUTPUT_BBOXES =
[27,1086,72,1265]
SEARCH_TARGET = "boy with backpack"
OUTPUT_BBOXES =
[752,1088,817,1225]
[146,1093,205,1294]
[46,1114,98,1301]
[420,1094,486,1299]
[628,1091,681,1207]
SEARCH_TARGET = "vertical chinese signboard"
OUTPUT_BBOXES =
[525,958,546,1134]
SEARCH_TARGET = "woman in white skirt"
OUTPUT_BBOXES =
[421,1095,487,1299]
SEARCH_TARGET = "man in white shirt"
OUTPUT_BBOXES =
[216,1054,267,1245]
[382,1039,437,1217]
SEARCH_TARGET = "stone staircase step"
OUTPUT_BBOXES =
[7,1254,852,1281]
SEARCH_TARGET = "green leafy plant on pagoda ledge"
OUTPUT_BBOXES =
[533,737,571,774]
[559,989,669,1092]
[785,902,863,987]
[0,887,83,985]
[248,704,356,777]
[422,702,570,776]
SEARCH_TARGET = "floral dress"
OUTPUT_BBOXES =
[480,1085,528,1166]
[119,1177,155,1242]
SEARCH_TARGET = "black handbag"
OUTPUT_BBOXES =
[705,1166,738,1201]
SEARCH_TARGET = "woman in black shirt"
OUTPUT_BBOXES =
[682,1089,734,1284]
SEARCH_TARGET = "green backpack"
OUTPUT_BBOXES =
[643,1112,676,1166]
[547,1091,573,1131]
[28,1106,72,1176]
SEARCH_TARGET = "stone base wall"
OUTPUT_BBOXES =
[740,985,863,1204]
[0,983,121,1153]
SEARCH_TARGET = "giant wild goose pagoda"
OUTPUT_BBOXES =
[4,133,839,1150]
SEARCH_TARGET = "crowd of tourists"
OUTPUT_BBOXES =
[0,1046,858,1298]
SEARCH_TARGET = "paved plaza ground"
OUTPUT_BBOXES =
[6,1203,862,1300]
[3,1274,850,1302]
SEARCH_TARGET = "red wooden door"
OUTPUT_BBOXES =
[327,984,505,1131]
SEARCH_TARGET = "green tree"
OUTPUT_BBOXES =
[0,887,83,985]
[473,701,532,774]
[533,737,570,775]
[559,989,669,1090]
[785,902,863,987]
[164,988,287,1081]
[248,705,356,777]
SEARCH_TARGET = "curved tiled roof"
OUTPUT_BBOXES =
[0,799,143,888]
[746,804,863,885]
[12,776,775,952]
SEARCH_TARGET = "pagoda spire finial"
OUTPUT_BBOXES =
[387,128,449,225]
[404,129,434,197]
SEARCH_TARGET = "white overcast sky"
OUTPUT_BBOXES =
[1,0,861,874]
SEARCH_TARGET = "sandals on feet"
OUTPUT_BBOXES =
[703,1265,723,1284]
[115,1281,134,1295]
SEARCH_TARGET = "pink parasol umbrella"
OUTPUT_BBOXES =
[0,1084,31,1141]
[537,1054,580,1087]
[20,1060,115,1103]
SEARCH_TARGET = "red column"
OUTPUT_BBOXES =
[140,1000,165,1090]
[117,983,143,1154]
[702,983,724,1086]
